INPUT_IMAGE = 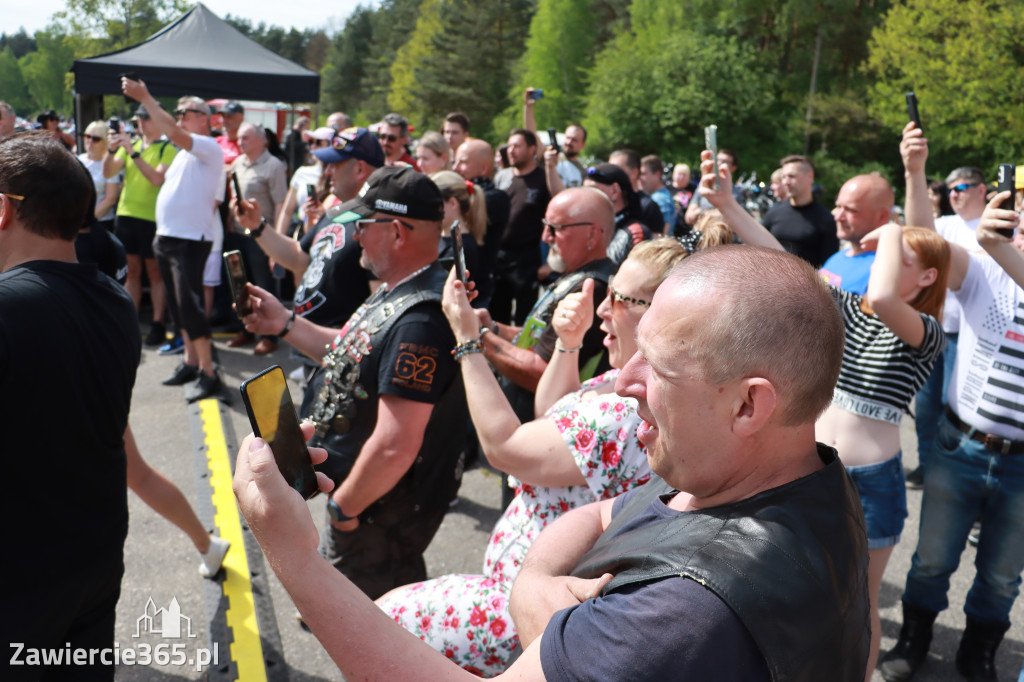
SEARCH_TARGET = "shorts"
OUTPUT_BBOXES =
[202,226,224,287]
[846,453,908,549]
[114,215,157,258]
[153,235,212,339]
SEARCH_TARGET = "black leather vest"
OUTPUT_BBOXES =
[572,445,870,682]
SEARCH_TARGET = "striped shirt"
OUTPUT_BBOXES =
[832,287,945,425]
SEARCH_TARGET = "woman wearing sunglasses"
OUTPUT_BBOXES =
[375,237,695,676]
[78,120,122,233]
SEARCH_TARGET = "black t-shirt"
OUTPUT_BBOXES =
[503,166,551,254]
[303,265,463,483]
[762,200,839,269]
[637,191,667,235]
[0,261,140,581]
[75,227,128,284]
[474,176,509,302]
[297,211,373,328]
[607,211,653,265]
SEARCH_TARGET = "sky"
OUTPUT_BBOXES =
[4,0,367,37]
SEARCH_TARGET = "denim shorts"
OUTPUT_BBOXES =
[846,453,908,549]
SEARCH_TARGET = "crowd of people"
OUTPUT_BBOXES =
[3,77,1024,682]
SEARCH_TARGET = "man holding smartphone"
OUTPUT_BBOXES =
[236,166,467,599]
[122,78,225,403]
[1,133,140,679]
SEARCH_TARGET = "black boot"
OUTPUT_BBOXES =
[955,617,1009,681]
[879,600,938,682]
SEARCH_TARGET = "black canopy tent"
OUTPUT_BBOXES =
[71,3,319,141]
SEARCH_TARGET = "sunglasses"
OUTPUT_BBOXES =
[353,217,415,235]
[86,135,104,142]
[949,182,980,193]
[376,132,400,143]
[607,284,650,308]
[541,219,592,235]
[174,108,206,118]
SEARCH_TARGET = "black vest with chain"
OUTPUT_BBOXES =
[572,445,870,682]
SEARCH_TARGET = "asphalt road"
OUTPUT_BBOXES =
[113,337,1023,681]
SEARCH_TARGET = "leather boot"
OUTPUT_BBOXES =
[879,600,938,682]
[955,617,1010,681]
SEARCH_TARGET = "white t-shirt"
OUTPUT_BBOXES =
[78,154,121,222]
[935,214,980,334]
[290,164,322,222]
[948,252,1024,440]
[555,158,583,189]
[155,134,225,241]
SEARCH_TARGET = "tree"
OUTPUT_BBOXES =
[52,0,189,51]
[0,29,38,59]
[866,0,1024,173]
[411,0,534,143]
[18,30,79,116]
[321,5,376,118]
[356,0,423,122]
[0,48,33,115]
[387,0,442,131]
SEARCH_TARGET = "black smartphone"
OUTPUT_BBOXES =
[108,118,121,134]
[906,92,923,133]
[306,183,317,201]
[240,366,319,500]
[997,163,1016,238]
[452,223,467,283]
[528,89,543,101]
[704,124,719,191]
[121,71,140,103]
[223,250,252,317]
[231,171,245,216]
[547,127,558,148]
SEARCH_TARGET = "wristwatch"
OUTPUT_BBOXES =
[130,151,141,159]
[327,498,357,523]
[245,217,267,239]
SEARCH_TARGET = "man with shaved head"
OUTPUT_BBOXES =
[454,137,508,307]
[477,186,614,427]
[819,173,895,294]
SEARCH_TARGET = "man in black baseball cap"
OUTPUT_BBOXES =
[584,162,652,264]
[234,165,468,598]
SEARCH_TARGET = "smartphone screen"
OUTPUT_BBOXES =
[306,183,317,201]
[906,92,923,133]
[704,125,719,191]
[997,163,1016,238]
[240,366,319,499]
[231,171,245,216]
[223,250,252,317]
[452,224,467,283]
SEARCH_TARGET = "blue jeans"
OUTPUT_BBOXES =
[903,414,1024,624]
[913,332,957,474]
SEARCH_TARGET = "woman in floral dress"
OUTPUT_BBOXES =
[376,238,693,676]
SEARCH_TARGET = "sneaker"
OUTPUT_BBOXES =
[162,362,199,386]
[144,321,167,347]
[199,536,231,579]
[185,371,224,403]
[157,335,184,355]
[906,466,925,490]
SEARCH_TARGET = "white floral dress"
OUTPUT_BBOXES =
[377,369,651,677]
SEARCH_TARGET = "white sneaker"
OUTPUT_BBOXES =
[199,536,231,579]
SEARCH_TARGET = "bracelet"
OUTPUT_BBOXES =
[245,217,267,239]
[451,339,484,360]
[555,339,582,353]
[278,309,296,338]
[478,324,497,343]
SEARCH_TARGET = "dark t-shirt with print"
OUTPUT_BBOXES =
[762,200,839,269]
[503,165,551,254]
[297,212,372,328]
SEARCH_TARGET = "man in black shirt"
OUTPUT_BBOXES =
[0,132,140,680]
[583,162,653,265]
[454,137,508,308]
[761,154,838,268]
[492,128,551,325]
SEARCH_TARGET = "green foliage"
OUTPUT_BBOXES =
[322,5,375,116]
[52,0,189,51]
[387,0,441,131]
[866,0,1024,175]
[18,30,78,116]
[0,30,38,59]
[224,15,327,69]
[0,48,34,114]
[356,0,422,122]
[411,0,534,143]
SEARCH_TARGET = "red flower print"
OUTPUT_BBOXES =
[470,606,487,626]
[601,441,621,467]
[463,665,483,677]
[614,401,626,413]
[446,605,454,616]
[445,649,455,658]
[489,617,507,637]
[575,428,597,455]
[451,617,459,628]
[559,500,570,513]
[420,616,431,630]
[556,416,573,432]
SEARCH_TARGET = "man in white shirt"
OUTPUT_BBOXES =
[123,78,225,402]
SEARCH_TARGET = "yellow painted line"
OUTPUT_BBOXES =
[199,399,267,682]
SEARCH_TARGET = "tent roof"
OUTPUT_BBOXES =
[72,3,319,102]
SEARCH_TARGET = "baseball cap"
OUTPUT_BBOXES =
[586,163,634,196]
[332,166,444,223]
[222,100,244,115]
[134,102,162,120]
[314,127,385,168]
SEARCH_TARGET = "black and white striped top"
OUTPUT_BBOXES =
[831,287,945,425]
